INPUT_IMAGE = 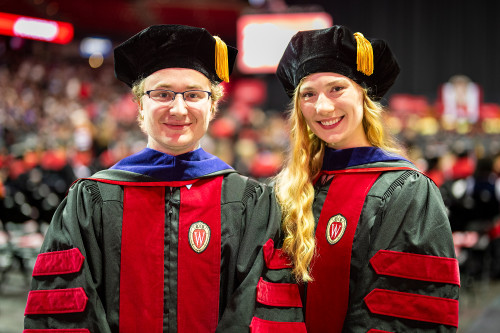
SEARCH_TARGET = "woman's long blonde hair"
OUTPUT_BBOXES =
[274,78,404,282]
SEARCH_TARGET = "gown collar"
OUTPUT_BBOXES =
[322,146,409,171]
[110,147,233,181]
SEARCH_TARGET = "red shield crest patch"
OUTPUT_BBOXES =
[326,214,347,245]
[188,221,211,253]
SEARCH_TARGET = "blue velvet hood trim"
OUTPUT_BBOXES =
[322,147,409,171]
[110,147,233,181]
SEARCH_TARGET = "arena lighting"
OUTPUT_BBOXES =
[80,37,112,57]
[237,12,332,74]
[0,12,73,44]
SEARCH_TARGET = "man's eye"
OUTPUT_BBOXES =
[187,92,200,99]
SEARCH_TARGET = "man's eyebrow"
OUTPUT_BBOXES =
[152,84,206,90]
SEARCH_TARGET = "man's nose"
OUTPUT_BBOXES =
[169,94,188,115]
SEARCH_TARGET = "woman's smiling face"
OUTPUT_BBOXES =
[298,72,370,149]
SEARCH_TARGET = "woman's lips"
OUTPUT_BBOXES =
[319,116,343,128]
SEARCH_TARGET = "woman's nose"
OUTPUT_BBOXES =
[315,93,335,114]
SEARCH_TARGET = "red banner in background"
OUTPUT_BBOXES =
[0,12,73,44]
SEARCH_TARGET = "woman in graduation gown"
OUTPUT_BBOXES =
[266,26,460,332]
[23,25,302,332]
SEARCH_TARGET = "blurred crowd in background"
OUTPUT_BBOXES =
[2,39,500,292]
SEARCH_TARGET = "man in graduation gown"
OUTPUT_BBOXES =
[23,25,294,332]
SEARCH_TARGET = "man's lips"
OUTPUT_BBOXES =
[164,122,191,129]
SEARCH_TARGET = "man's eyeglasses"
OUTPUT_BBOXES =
[144,89,212,106]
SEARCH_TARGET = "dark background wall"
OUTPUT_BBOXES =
[2,0,498,108]
[285,0,500,105]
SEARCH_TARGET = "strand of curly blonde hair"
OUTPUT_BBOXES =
[363,94,405,156]
[274,82,405,282]
[274,86,323,282]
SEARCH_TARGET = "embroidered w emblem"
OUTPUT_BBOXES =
[188,222,211,253]
[326,214,347,245]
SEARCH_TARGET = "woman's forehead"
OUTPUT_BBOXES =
[300,72,353,89]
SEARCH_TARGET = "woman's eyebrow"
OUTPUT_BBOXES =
[301,79,347,91]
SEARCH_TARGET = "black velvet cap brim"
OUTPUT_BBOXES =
[114,25,238,87]
[276,26,400,101]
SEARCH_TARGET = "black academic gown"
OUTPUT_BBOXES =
[253,147,460,333]
[307,147,460,332]
[24,148,283,332]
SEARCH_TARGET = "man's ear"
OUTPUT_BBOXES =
[210,105,217,121]
[207,101,214,118]
[137,99,144,120]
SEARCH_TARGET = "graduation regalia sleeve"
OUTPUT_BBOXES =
[245,186,307,332]
[215,175,300,332]
[248,238,307,332]
[343,169,460,332]
[24,178,114,332]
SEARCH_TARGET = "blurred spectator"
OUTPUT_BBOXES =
[3,37,500,287]
[437,74,482,129]
[440,140,477,232]
[0,40,293,231]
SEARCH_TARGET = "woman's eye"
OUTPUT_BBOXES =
[301,92,315,99]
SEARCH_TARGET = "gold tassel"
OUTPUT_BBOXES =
[353,32,374,76]
[214,36,230,82]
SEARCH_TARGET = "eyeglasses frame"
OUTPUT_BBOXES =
[143,89,212,105]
